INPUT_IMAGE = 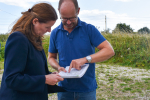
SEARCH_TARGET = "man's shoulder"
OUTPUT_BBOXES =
[79,21,97,34]
[80,20,95,29]
[51,25,62,35]
[50,25,62,39]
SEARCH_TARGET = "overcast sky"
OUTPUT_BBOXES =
[0,0,150,34]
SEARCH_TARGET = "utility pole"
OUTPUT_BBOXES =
[105,15,107,32]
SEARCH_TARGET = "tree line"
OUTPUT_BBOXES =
[102,23,150,34]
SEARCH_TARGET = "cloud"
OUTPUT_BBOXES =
[79,9,142,32]
[0,0,59,8]
[114,0,133,2]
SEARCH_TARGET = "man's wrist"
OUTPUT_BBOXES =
[57,67,61,72]
[86,56,92,63]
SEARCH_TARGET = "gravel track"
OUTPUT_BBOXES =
[0,65,150,100]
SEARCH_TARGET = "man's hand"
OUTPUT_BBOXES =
[58,67,67,73]
[68,57,87,73]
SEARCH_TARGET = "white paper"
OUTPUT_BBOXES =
[59,64,89,78]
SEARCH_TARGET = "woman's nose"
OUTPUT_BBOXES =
[47,28,51,32]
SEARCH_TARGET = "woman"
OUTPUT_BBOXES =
[0,2,65,100]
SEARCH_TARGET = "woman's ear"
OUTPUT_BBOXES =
[32,18,39,25]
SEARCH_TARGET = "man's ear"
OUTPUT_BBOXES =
[32,18,39,25]
[77,7,80,15]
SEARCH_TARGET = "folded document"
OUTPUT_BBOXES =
[59,64,89,78]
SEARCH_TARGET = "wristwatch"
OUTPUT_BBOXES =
[86,56,92,63]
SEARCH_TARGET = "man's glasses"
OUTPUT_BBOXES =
[60,17,77,22]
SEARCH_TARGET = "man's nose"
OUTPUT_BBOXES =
[66,19,71,24]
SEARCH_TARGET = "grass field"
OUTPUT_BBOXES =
[0,60,150,99]
[0,33,150,99]
[46,64,150,100]
[1,33,150,69]
[99,33,150,69]
[0,61,4,70]
[95,64,150,100]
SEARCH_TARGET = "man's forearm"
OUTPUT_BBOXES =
[89,40,115,63]
[48,58,60,71]
[90,47,115,63]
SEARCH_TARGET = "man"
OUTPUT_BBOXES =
[48,0,115,100]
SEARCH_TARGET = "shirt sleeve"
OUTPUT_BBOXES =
[87,24,106,47]
[4,32,46,93]
[49,30,58,53]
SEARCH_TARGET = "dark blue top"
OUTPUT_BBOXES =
[49,18,106,92]
[0,32,65,100]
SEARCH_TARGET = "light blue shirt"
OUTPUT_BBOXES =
[49,18,106,92]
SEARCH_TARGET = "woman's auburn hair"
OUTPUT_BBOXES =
[10,3,58,51]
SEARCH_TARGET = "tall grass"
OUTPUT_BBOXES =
[99,33,150,69]
[42,33,150,69]
[0,33,150,69]
[0,42,5,61]
[42,35,50,57]
[0,34,9,42]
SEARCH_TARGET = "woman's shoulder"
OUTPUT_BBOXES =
[6,31,29,46]
[8,31,28,41]
[9,31,26,38]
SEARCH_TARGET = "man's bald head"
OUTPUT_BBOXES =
[58,0,79,12]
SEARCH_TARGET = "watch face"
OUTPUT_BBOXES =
[87,56,91,59]
[86,56,91,63]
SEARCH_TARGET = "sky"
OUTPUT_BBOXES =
[0,0,150,34]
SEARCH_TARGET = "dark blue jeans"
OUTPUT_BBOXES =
[57,90,96,100]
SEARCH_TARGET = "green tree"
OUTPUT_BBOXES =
[112,23,133,33]
[0,33,9,42]
[138,27,150,34]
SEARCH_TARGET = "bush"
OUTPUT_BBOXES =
[0,34,9,42]
[42,35,50,57]
[99,33,150,69]
[1,33,150,69]
[0,42,5,61]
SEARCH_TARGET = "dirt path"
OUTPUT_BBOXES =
[96,64,150,82]
[95,64,150,100]
[0,65,150,100]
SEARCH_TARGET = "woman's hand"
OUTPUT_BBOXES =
[51,72,58,74]
[45,73,64,85]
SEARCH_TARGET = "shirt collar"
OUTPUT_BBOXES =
[58,17,82,30]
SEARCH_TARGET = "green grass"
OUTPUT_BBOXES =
[0,61,4,70]
[1,33,150,69]
[48,64,150,99]
[97,33,150,69]
[0,63,149,99]
[95,64,150,100]
[0,33,150,99]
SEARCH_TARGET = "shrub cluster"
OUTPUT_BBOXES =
[100,33,150,69]
[1,33,150,69]
[0,42,5,60]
